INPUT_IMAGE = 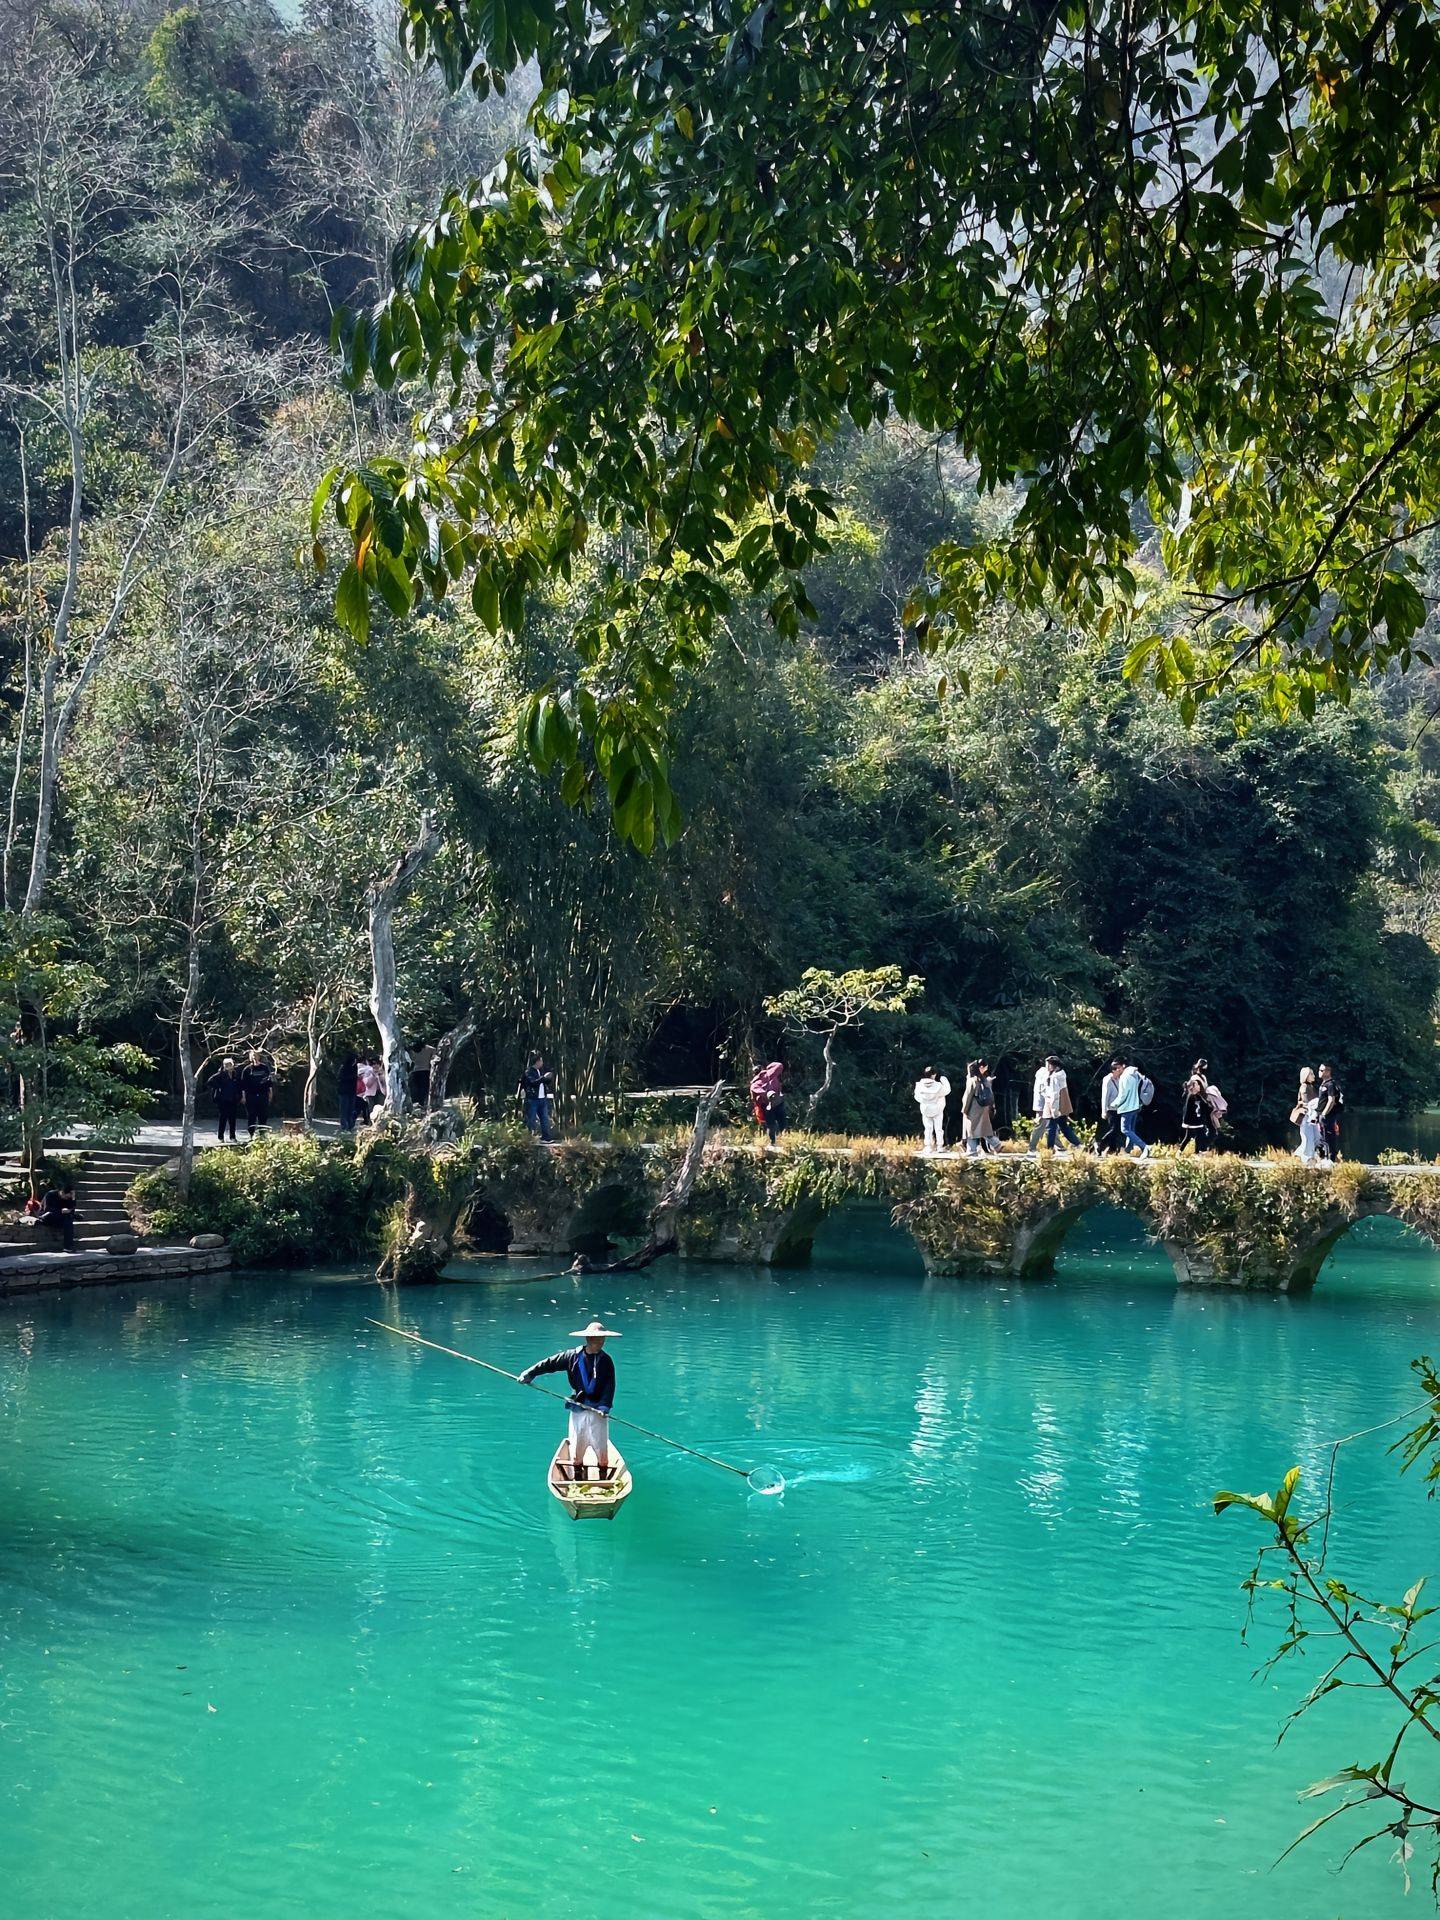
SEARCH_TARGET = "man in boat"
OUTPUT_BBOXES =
[518,1320,620,1482]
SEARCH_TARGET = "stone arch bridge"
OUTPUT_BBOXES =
[435,1136,1440,1293]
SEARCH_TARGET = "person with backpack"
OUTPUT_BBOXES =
[1114,1056,1153,1156]
[913,1066,951,1155]
[1180,1071,1215,1152]
[961,1059,998,1156]
[1316,1063,1344,1161]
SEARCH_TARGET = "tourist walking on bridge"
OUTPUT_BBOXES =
[1028,1056,1081,1154]
[1097,1060,1124,1154]
[914,1066,951,1154]
[1180,1071,1215,1152]
[1192,1058,1229,1141]
[1114,1057,1152,1156]
[1316,1063,1344,1161]
[750,1061,786,1146]
[961,1060,997,1156]
[1291,1067,1325,1163]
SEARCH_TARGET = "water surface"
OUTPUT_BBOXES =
[2,1208,1437,1919]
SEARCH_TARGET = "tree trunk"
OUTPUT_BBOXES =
[177,929,201,1199]
[22,658,62,918]
[377,1205,456,1285]
[427,1010,475,1109]
[303,986,323,1129]
[19,245,192,917]
[176,820,206,1197]
[17,1010,46,1196]
[4,432,36,912]
[366,812,440,1117]
[805,1032,836,1124]
[576,1081,727,1273]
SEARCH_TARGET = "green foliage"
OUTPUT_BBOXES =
[329,0,1440,844]
[1215,1373,1440,1896]
[128,1134,391,1266]
[3,3,1439,1154]
[764,966,924,1033]
[765,963,924,1120]
[0,912,151,1175]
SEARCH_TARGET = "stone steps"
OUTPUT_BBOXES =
[3,1144,181,1254]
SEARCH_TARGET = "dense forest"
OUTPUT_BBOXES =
[2,0,1439,1145]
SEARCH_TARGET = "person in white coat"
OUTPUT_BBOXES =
[914,1067,951,1154]
[1291,1067,1325,1163]
[1027,1055,1081,1153]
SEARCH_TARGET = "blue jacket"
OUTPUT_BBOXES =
[1115,1067,1144,1115]
[520,1346,615,1412]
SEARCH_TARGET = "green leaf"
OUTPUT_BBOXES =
[471,572,501,633]
[334,563,370,643]
[1213,1489,1276,1519]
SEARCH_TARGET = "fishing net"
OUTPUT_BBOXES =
[747,1466,786,1495]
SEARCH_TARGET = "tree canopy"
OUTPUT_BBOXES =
[324,0,1440,845]
[2,0,1437,1144]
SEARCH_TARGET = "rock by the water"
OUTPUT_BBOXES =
[189,1233,226,1250]
[106,1233,140,1255]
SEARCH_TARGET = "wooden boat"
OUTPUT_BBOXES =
[548,1439,633,1520]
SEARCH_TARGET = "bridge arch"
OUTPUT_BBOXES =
[565,1180,650,1258]
[1003,1197,1163,1279]
[809,1200,926,1277]
[457,1197,513,1254]
[1286,1204,1440,1291]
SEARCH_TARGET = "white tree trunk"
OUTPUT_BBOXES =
[303,986,323,1129]
[805,1032,836,1124]
[366,813,440,1117]
[18,198,195,917]
[427,1010,475,1109]
[177,929,201,1198]
[4,432,37,912]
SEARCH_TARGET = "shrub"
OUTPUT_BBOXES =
[128,1134,394,1266]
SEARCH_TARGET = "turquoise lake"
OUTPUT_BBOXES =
[2,1206,1438,1919]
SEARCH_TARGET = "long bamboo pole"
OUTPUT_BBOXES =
[365,1318,761,1484]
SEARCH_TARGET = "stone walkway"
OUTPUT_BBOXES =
[0,1241,231,1297]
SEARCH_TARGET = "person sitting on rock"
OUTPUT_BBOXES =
[37,1184,76,1251]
